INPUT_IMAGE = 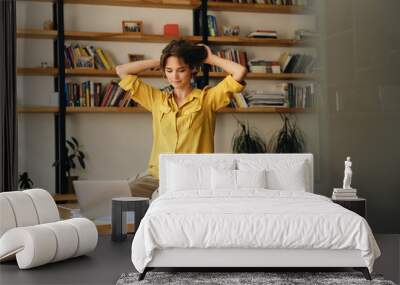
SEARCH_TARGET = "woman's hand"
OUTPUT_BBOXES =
[197,44,214,65]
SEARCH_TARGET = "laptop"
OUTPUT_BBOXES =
[73,180,131,220]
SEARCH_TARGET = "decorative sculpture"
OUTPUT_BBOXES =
[343,156,353,189]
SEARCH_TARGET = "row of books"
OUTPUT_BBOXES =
[64,44,116,70]
[210,48,248,72]
[231,82,315,108]
[65,80,136,107]
[332,188,358,200]
[287,82,315,108]
[278,52,315,73]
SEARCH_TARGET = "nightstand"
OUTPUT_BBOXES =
[332,198,366,218]
[111,197,149,242]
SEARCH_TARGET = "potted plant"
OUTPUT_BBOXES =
[267,113,305,153]
[18,172,34,190]
[232,118,267,153]
[52,136,86,193]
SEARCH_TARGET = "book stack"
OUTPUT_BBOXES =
[231,85,288,108]
[248,59,280,73]
[245,89,286,107]
[247,30,277,39]
[332,188,358,200]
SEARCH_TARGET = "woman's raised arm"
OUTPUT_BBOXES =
[115,59,160,80]
[199,44,247,82]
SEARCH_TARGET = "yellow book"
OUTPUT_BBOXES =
[103,50,116,69]
[96,48,111,70]
[233,93,245,108]
[79,47,89,57]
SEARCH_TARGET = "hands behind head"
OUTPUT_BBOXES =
[197,44,213,65]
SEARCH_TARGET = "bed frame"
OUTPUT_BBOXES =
[140,248,371,280]
[138,154,372,281]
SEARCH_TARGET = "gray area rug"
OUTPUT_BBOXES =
[116,271,396,285]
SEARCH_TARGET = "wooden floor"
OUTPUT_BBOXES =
[0,234,134,285]
[0,234,398,285]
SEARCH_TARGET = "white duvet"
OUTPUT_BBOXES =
[131,190,380,273]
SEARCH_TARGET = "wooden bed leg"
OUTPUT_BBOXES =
[354,267,372,280]
[138,268,148,281]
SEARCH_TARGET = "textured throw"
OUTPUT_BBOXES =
[116,271,395,285]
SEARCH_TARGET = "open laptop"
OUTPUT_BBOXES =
[73,180,131,220]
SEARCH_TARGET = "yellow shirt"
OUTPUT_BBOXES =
[119,75,245,179]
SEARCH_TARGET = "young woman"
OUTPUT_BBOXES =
[116,39,247,198]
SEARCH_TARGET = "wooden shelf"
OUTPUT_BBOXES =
[24,0,312,13]
[17,68,314,80]
[17,67,58,76]
[18,106,311,114]
[17,29,57,39]
[24,0,200,9]
[17,67,161,77]
[207,2,311,14]
[17,30,310,47]
[17,29,203,43]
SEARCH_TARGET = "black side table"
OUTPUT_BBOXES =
[332,197,366,218]
[112,197,149,242]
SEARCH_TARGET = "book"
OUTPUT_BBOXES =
[103,50,116,69]
[96,48,111,70]
[334,188,357,193]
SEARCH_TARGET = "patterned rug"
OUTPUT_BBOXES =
[116,271,396,285]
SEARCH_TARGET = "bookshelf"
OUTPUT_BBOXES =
[17,67,315,80]
[25,0,201,9]
[18,29,309,47]
[25,0,311,13]
[17,0,316,193]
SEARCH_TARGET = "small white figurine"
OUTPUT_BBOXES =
[343,156,352,189]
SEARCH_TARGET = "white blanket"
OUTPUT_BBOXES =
[131,190,380,273]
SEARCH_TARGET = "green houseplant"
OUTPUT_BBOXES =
[267,113,305,153]
[18,172,34,190]
[52,136,86,193]
[232,119,267,153]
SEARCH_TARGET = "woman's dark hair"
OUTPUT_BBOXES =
[160,39,207,74]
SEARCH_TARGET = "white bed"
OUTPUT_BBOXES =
[131,154,380,280]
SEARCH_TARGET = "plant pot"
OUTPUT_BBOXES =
[67,175,79,194]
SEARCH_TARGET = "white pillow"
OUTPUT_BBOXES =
[211,168,236,190]
[237,169,267,189]
[165,159,236,192]
[238,159,308,191]
[211,168,267,190]
[167,162,210,191]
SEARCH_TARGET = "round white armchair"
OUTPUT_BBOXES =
[0,189,98,269]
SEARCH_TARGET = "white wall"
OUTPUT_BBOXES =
[16,2,319,193]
